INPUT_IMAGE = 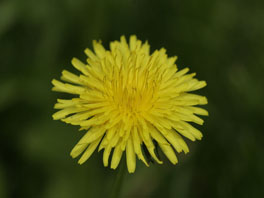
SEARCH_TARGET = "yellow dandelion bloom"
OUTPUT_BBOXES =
[52,35,208,173]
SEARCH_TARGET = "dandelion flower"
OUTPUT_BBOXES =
[52,35,208,173]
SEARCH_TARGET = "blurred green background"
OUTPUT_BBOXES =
[1,0,264,197]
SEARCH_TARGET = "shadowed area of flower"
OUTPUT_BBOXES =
[52,35,208,173]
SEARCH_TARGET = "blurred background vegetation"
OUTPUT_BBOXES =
[1,0,264,197]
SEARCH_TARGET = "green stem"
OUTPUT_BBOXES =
[110,158,126,198]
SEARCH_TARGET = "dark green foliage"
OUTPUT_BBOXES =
[0,0,263,197]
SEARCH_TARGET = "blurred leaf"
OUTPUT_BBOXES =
[0,164,7,198]
[0,0,17,37]
[0,78,17,111]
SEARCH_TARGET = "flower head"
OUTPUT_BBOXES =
[52,35,208,173]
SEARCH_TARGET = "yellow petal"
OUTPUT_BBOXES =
[126,138,136,173]
[93,40,106,58]
[61,70,82,85]
[71,58,89,75]
[174,67,189,77]
[179,121,203,140]
[148,124,169,145]
[186,107,209,116]
[54,98,81,109]
[129,35,137,51]
[169,130,189,153]
[103,145,112,167]
[132,126,149,166]
[70,143,88,158]
[84,48,98,61]
[52,107,83,120]
[111,143,123,169]
[172,122,196,141]
[52,79,85,94]
[98,136,109,151]
[74,127,106,147]
[138,123,163,164]
[159,144,178,164]
[189,80,207,91]
[78,137,102,164]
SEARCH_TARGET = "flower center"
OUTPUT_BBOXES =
[111,79,157,117]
